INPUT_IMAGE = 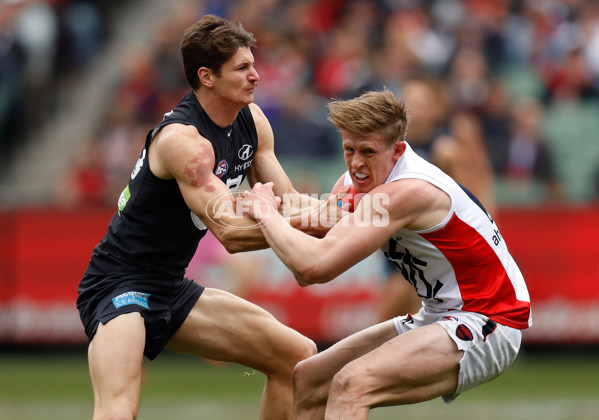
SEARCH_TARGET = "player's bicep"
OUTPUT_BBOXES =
[172,147,241,229]
[152,125,224,217]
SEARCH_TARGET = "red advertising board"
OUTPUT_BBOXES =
[0,207,112,344]
[0,205,598,345]
[497,206,599,344]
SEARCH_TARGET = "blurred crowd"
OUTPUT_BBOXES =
[7,0,599,207]
[0,0,124,171]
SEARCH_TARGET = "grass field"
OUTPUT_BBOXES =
[0,346,597,420]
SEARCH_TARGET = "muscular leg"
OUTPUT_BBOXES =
[325,323,462,419]
[88,312,146,420]
[166,288,317,420]
[292,320,399,420]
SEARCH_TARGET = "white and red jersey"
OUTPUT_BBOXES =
[344,142,532,329]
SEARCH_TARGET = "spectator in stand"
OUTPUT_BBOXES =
[151,10,194,111]
[542,46,599,104]
[12,0,59,117]
[479,78,513,176]
[54,138,108,208]
[445,46,491,114]
[96,103,147,203]
[313,24,371,99]
[272,86,337,161]
[503,96,562,202]
[0,1,27,167]
[251,31,312,122]
[445,111,496,214]
[0,0,108,172]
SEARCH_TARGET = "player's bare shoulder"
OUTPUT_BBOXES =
[248,103,273,146]
[373,179,451,231]
[248,102,266,123]
[149,123,215,182]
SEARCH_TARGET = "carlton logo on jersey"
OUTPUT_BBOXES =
[215,159,229,178]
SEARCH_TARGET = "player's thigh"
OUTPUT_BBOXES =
[166,288,313,371]
[88,312,146,401]
[342,323,462,406]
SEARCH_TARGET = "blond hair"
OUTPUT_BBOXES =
[327,88,408,146]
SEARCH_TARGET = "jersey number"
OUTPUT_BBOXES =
[226,175,243,190]
[131,149,146,179]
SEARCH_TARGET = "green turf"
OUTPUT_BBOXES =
[0,348,597,420]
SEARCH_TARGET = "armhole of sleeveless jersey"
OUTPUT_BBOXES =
[149,126,162,145]
[144,121,202,183]
[241,106,258,138]
[150,120,204,144]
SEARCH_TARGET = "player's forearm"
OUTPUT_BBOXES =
[257,210,329,286]
[211,221,270,253]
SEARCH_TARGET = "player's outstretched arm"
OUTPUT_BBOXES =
[242,179,449,286]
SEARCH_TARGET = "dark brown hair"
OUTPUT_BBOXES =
[180,15,256,89]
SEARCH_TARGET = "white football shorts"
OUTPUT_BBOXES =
[393,307,522,403]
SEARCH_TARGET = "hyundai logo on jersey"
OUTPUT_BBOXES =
[238,144,253,161]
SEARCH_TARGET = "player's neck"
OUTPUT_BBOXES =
[193,90,242,128]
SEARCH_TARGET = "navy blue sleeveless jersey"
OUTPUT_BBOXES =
[81,91,258,281]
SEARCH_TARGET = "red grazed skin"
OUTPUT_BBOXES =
[184,148,217,193]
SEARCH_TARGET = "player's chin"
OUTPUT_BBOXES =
[241,92,255,105]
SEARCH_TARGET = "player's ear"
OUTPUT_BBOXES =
[393,141,406,161]
[198,67,214,87]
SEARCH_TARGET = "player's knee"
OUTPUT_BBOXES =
[283,336,316,371]
[287,337,316,378]
[266,335,316,379]
[295,336,318,362]
[292,358,310,395]
[329,364,367,404]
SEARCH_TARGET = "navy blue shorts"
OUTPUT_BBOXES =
[77,275,205,360]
